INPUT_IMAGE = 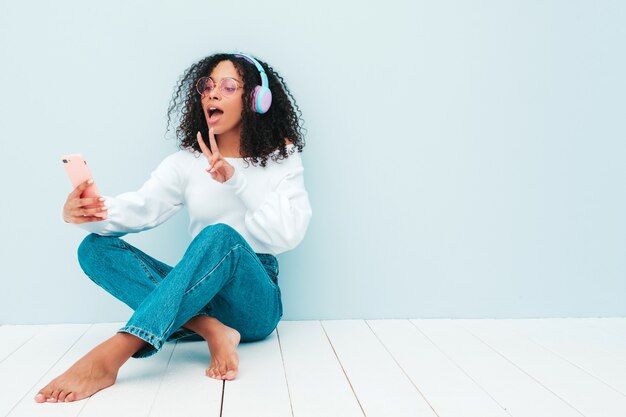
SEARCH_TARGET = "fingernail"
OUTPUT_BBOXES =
[88,179,94,184]
[99,197,105,201]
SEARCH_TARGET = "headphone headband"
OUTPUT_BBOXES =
[233,53,268,84]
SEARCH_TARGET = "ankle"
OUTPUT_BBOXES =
[100,333,146,369]
[183,315,221,338]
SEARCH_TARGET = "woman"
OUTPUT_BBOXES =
[36,52,311,403]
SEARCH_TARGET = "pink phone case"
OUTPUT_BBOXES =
[61,154,106,217]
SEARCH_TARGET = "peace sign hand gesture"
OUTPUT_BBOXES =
[197,129,235,183]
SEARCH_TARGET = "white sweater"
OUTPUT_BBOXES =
[79,144,312,255]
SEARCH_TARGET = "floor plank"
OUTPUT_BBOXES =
[322,320,437,417]
[367,319,509,417]
[276,320,364,417]
[147,339,222,417]
[412,319,583,417]
[221,330,292,417]
[587,317,626,337]
[458,319,626,417]
[0,325,44,364]
[0,324,90,417]
[508,318,626,394]
[502,319,626,393]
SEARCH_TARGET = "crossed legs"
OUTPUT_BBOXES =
[36,224,281,403]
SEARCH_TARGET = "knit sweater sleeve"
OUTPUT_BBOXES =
[222,152,312,253]
[78,152,187,236]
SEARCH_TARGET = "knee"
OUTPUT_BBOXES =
[240,326,276,343]
[195,223,244,246]
[77,234,119,273]
[237,316,280,343]
[78,233,102,261]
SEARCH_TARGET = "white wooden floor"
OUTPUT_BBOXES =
[1,318,625,417]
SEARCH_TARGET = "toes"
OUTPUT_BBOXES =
[35,384,53,402]
[58,391,69,403]
[208,364,223,380]
[224,361,238,380]
[65,392,76,402]
[205,355,239,381]
[207,357,239,380]
[47,390,59,402]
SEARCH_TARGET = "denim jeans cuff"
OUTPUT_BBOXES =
[118,325,163,359]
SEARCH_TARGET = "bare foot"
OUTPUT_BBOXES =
[34,333,144,403]
[34,350,117,403]
[205,322,241,380]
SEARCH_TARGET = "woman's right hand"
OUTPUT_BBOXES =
[63,179,108,224]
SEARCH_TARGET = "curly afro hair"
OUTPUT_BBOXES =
[166,53,305,167]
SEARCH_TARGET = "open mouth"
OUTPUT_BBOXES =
[207,107,224,125]
[208,107,224,117]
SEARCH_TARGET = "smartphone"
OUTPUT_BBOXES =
[61,154,106,217]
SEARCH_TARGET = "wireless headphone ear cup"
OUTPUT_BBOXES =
[252,85,272,114]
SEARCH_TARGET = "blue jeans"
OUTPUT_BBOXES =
[77,223,283,358]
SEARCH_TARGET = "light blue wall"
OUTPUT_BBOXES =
[1,0,624,324]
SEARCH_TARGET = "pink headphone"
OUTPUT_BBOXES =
[233,53,272,114]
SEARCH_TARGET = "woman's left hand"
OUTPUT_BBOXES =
[197,129,235,183]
